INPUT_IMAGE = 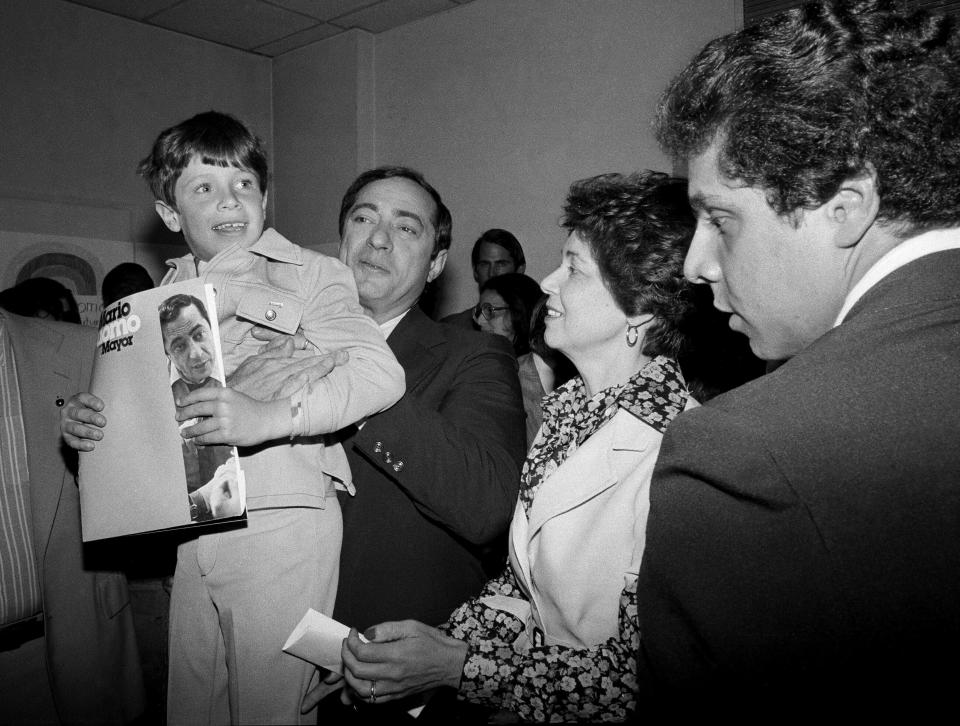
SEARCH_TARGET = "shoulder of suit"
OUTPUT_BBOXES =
[436,320,515,355]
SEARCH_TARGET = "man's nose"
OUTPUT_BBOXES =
[366,224,391,250]
[683,228,721,285]
[188,341,204,359]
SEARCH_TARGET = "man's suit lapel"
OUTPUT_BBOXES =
[386,307,447,394]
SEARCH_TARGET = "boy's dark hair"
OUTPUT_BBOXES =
[471,229,525,269]
[137,111,268,208]
[338,166,452,256]
[655,0,960,234]
[158,293,210,342]
[561,171,695,360]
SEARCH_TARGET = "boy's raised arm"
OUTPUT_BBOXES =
[288,254,405,435]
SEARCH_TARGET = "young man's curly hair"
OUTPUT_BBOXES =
[655,0,960,234]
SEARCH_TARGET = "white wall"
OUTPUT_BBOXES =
[272,0,741,316]
[5,0,739,318]
[2,0,272,288]
[272,30,375,258]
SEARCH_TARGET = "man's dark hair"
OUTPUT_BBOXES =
[655,0,960,233]
[470,229,525,269]
[561,171,695,359]
[137,111,269,208]
[158,294,210,337]
[338,166,452,256]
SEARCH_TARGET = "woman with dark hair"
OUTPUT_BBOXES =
[473,271,542,356]
[333,171,698,722]
[474,272,551,448]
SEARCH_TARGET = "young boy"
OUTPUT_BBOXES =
[64,111,404,724]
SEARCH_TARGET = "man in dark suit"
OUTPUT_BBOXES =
[333,167,526,632]
[636,0,960,715]
[0,310,145,724]
[234,166,526,718]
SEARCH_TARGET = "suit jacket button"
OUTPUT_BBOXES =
[374,441,383,453]
[264,308,277,321]
[384,452,392,464]
[392,461,404,472]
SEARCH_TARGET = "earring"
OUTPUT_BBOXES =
[625,323,641,348]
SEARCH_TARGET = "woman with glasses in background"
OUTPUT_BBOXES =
[474,272,554,448]
[472,272,542,358]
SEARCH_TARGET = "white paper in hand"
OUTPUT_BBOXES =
[282,609,367,673]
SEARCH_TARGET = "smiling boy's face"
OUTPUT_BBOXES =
[154,156,267,262]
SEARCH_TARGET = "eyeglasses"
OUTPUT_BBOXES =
[474,302,510,321]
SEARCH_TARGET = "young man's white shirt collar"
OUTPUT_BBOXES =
[834,228,960,326]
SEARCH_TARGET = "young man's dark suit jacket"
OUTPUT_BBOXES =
[0,311,144,724]
[636,249,960,715]
[334,305,526,630]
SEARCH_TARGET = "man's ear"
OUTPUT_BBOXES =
[427,249,448,283]
[827,165,880,249]
[517,263,526,274]
[155,201,182,233]
[261,190,268,216]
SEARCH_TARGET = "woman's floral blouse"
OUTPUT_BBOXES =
[439,356,689,722]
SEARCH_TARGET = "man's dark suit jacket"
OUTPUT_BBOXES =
[636,250,960,714]
[335,306,526,630]
[439,306,478,331]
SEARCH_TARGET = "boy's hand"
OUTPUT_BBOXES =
[60,392,107,451]
[175,386,288,447]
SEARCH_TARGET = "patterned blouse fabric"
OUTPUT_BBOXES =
[441,355,689,722]
[518,355,689,515]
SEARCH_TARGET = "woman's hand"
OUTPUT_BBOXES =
[175,385,288,447]
[60,392,107,451]
[340,621,469,704]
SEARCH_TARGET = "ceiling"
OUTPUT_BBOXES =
[61,0,476,57]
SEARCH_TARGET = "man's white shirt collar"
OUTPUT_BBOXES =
[834,228,960,326]
[379,309,410,339]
